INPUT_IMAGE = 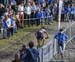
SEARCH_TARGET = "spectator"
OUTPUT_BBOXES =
[12,53,20,62]
[26,41,40,62]
[52,3,58,21]
[15,0,24,5]
[11,15,17,33]
[10,0,16,12]
[2,16,8,38]
[47,0,52,4]
[15,12,20,29]
[38,0,45,5]
[18,3,24,28]
[54,28,68,58]
[64,4,68,22]
[45,5,53,25]
[5,12,14,37]
[35,8,41,26]
[19,45,28,62]
[0,16,7,39]
[25,2,32,26]
[0,3,6,18]
[7,5,14,18]
[74,3,75,20]
[31,2,37,26]
[67,4,71,21]
[40,8,46,25]
[71,3,75,21]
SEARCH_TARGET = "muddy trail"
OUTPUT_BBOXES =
[0,22,70,62]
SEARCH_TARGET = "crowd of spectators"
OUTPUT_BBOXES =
[0,0,75,62]
[0,0,75,39]
[63,0,75,22]
[0,0,55,39]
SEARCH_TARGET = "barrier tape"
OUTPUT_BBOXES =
[19,16,52,20]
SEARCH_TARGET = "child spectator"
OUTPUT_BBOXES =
[19,45,28,62]
[12,53,20,62]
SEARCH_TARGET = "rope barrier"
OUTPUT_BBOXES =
[19,16,52,20]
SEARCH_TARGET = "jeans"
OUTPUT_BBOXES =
[0,28,7,38]
[7,28,13,37]
[13,26,17,33]
[19,13,24,27]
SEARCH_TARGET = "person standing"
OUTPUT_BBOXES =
[26,41,40,62]
[18,3,24,28]
[54,28,68,58]
[5,12,14,37]
[19,45,28,62]
[25,3,32,26]
[12,53,20,62]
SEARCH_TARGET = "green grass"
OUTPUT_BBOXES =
[0,21,57,49]
[0,25,43,49]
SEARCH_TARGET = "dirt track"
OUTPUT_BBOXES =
[0,22,73,62]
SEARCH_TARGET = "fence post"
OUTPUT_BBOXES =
[41,48,43,62]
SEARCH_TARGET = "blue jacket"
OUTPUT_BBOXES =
[54,32,68,43]
[48,0,52,4]
[35,11,41,18]
[3,20,8,29]
[40,10,46,18]
[38,0,45,4]
[45,8,50,16]
[26,48,39,62]
[64,7,68,14]
[19,49,28,62]
[67,7,71,14]
[71,7,75,14]
[74,7,75,14]
[11,17,14,26]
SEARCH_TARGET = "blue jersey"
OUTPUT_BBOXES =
[67,7,71,14]
[54,32,68,43]
[71,7,75,14]
[40,10,46,18]
[74,7,75,14]
[38,0,45,4]
[3,20,8,29]
[64,7,68,14]
[35,11,41,18]
[45,8,51,16]
[48,0,52,4]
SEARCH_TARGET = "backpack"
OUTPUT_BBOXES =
[28,48,39,62]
